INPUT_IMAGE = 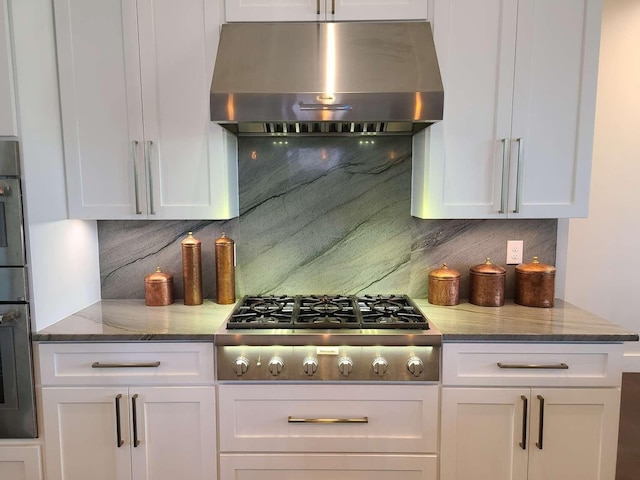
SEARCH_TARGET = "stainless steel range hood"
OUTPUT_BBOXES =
[210,22,443,136]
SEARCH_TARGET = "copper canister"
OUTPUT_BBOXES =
[144,267,174,306]
[470,258,506,307]
[515,257,556,307]
[182,232,203,305]
[428,264,460,306]
[215,232,236,305]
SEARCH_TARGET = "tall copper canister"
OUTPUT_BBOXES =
[144,267,174,306]
[428,264,460,306]
[182,232,203,305]
[515,257,556,307]
[215,232,236,304]
[469,258,506,307]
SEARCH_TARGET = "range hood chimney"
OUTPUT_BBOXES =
[210,21,444,136]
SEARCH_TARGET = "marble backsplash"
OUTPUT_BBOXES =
[98,136,557,300]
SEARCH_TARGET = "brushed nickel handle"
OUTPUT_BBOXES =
[536,395,545,449]
[513,138,524,213]
[316,0,320,14]
[497,362,568,370]
[331,0,335,15]
[115,394,124,447]
[519,395,528,450]
[92,362,161,369]
[288,416,369,424]
[146,141,155,215]
[132,394,140,447]
[499,138,508,213]
[131,140,142,214]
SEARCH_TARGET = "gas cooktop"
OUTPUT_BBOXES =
[226,294,430,330]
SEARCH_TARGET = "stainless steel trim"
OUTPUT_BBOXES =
[298,103,352,112]
[497,362,569,370]
[513,138,524,213]
[0,268,27,302]
[499,138,508,213]
[132,394,140,447]
[536,395,545,449]
[115,394,124,447]
[0,178,26,265]
[519,395,528,450]
[146,141,155,215]
[288,416,368,424]
[131,140,142,215]
[92,362,161,369]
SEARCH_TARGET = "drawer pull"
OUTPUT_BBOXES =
[497,362,568,370]
[288,416,369,424]
[132,394,141,447]
[519,395,528,450]
[114,394,124,448]
[536,395,545,449]
[92,361,161,369]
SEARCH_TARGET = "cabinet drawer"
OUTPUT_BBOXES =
[218,384,438,453]
[442,343,623,387]
[37,342,214,386]
[220,453,437,479]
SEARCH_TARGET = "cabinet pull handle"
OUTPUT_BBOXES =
[132,394,141,447]
[497,362,568,370]
[131,140,142,214]
[519,395,528,450]
[513,138,524,213]
[115,394,124,447]
[331,0,335,15]
[316,0,320,14]
[146,141,156,215]
[499,138,508,213]
[288,416,369,424]
[92,361,161,369]
[535,395,545,449]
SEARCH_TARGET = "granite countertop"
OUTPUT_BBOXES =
[32,298,639,343]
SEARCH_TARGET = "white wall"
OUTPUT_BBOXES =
[10,0,101,330]
[559,0,640,371]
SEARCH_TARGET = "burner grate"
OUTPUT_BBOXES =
[226,295,295,329]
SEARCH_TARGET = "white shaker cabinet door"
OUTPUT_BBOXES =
[508,0,602,218]
[224,0,321,22]
[54,0,146,219]
[0,0,17,136]
[0,446,43,480]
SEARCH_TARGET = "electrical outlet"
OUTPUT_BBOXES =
[507,240,523,264]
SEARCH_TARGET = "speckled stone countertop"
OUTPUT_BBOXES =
[32,298,638,343]
[412,299,638,342]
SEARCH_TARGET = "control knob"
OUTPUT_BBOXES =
[371,356,388,377]
[302,356,318,376]
[337,357,354,377]
[268,356,285,376]
[406,356,425,377]
[233,356,249,377]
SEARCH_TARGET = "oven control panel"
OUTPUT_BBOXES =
[216,345,440,382]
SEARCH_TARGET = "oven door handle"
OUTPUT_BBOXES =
[288,416,369,424]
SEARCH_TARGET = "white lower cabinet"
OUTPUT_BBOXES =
[37,343,217,480]
[440,343,623,480]
[0,446,43,480]
[218,384,438,479]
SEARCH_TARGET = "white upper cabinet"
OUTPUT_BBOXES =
[412,0,602,219]
[0,0,17,137]
[224,0,428,22]
[54,0,238,220]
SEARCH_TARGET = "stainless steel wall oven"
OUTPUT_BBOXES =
[0,140,37,438]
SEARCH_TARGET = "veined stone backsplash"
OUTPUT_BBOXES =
[98,137,557,300]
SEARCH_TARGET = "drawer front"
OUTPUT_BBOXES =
[37,342,214,386]
[218,384,438,453]
[220,453,437,479]
[442,343,623,387]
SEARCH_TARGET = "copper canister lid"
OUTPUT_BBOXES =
[470,258,506,276]
[516,257,556,275]
[215,232,234,245]
[429,263,460,279]
[145,267,172,283]
[181,231,201,247]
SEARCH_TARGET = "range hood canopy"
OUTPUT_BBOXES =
[210,21,444,136]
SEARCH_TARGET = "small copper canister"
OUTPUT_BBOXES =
[515,257,556,307]
[428,264,460,306]
[215,232,236,304]
[470,258,506,307]
[145,268,174,306]
[182,232,203,305]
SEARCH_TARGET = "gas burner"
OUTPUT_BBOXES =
[357,295,430,330]
[295,295,359,329]
[226,295,295,329]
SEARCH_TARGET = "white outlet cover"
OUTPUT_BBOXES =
[507,240,523,264]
